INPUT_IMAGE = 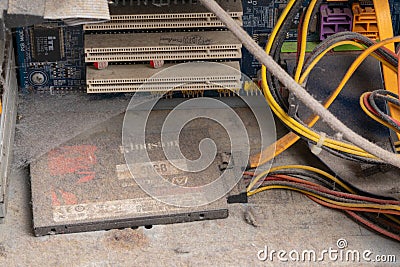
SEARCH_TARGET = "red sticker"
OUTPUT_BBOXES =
[51,189,78,206]
[48,145,97,183]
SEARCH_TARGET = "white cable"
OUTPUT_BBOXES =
[199,0,400,168]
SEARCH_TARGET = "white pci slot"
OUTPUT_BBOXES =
[84,31,242,62]
[86,61,241,93]
[84,1,242,30]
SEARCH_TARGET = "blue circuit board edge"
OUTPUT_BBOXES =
[15,23,86,92]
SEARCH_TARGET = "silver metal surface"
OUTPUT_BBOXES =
[0,36,18,221]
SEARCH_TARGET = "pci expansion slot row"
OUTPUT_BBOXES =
[86,61,241,93]
[84,31,242,62]
[84,0,243,31]
[84,0,247,96]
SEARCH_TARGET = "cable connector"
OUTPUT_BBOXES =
[227,192,248,204]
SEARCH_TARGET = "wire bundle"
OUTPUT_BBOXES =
[251,0,400,167]
[361,90,400,133]
[199,0,400,242]
[245,165,400,241]
[248,1,400,241]
[200,0,400,167]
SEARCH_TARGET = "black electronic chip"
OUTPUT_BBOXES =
[31,26,63,62]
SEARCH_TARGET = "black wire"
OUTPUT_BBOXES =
[253,180,400,239]
[303,31,398,72]
[269,170,338,189]
[251,166,399,201]
[258,181,400,235]
[368,90,400,131]
[268,168,400,201]
[361,212,400,235]
[375,92,400,106]
[278,116,385,164]
[259,180,371,204]
[266,4,399,164]
[319,144,385,165]
[292,32,399,164]
[345,211,400,240]
[268,0,325,111]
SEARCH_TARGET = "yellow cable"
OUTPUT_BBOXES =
[247,164,353,193]
[300,36,400,129]
[294,0,318,82]
[299,40,396,132]
[250,41,396,167]
[261,36,400,164]
[247,185,400,212]
[260,0,400,165]
[262,3,366,160]
[266,95,370,155]
[263,81,374,155]
[385,214,400,225]
[256,0,400,169]
[373,0,400,141]
[300,43,396,84]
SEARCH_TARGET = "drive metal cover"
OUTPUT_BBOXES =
[30,110,239,236]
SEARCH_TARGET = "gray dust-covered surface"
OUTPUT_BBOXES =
[0,104,399,265]
[29,112,232,235]
[0,145,399,266]
[13,93,131,168]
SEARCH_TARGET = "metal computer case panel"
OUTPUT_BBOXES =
[0,35,18,222]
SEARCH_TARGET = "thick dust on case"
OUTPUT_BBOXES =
[30,106,263,235]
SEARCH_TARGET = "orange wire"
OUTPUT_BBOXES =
[264,174,400,205]
[307,195,400,216]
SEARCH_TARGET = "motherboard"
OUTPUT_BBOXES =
[13,0,400,92]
